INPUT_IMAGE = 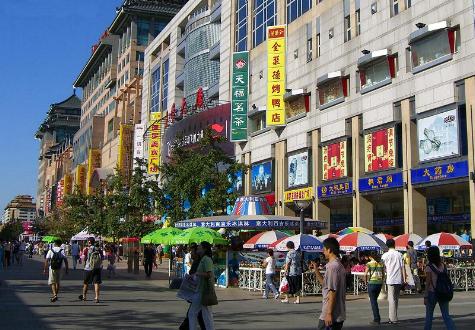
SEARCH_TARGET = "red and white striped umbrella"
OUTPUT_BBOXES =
[374,233,393,242]
[394,233,423,251]
[338,232,387,252]
[417,233,471,250]
[243,230,289,249]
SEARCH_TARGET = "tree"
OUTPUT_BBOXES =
[159,128,248,224]
[0,220,22,241]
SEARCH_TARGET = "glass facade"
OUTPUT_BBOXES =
[184,20,220,103]
[360,58,390,90]
[411,31,451,69]
[137,20,150,46]
[235,0,248,52]
[286,0,312,24]
[150,67,161,113]
[252,0,277,48]
[162,59,169,111]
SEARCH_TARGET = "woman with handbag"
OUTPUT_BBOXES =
[188,241,218,330]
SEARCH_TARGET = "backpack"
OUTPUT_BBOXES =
[50,249,64,270]
[429,263,453,302]
[88,249,102,269]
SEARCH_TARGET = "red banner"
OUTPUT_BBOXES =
[322,140,347,181]
[364,127,396,172]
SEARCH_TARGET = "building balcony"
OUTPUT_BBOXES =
[209,41,220,60]
[176,71,185,89]
[210,1,221,23]
[177,35,186,56]
[207,81,219,99]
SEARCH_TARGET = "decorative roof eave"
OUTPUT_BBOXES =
[74,36,117,88]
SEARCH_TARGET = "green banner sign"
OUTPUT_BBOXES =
[231,51,249,142]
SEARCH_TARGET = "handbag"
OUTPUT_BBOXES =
[279,277,289,293]
[176,274,199,301]
[201,276,218,306]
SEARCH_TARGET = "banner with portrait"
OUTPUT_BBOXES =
[251,161,273,194]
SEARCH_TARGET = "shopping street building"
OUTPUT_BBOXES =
[140,0,475,236]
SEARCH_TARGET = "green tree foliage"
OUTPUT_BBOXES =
[159,128,248,224]
[0,220,23,241]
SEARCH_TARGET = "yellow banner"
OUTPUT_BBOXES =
[148,112,162,175]
[75,165,86,194]
[64,174,72,195]
[266,25,286,126]
[284,187,313,203]
[87,149,102,194]
[118,124,134,182]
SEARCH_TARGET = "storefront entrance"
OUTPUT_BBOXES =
[327,198,352,232]
[365,190,404,235]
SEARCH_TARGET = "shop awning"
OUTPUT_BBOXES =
[175,215,327,230]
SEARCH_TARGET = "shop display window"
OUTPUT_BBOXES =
[359,57,393,93]
[410,29,455,73]
[317,76,348,110]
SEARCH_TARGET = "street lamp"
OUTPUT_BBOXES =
[293,199,312,235]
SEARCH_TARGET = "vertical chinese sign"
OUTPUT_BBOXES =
[76,165,86,194]
[148,112,162,175]
[86,149,102,194]
[322,140,348,181]
[364,127,396,172]
[118,124,134,184]
[266,25,286,126]
[231,51,249,141]
[133,123,145,169]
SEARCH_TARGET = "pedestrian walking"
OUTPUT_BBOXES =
[17,241,26,265]
[43,239,69,302]
[405,241,421,292]
[143,243,156,278]
[184,247,192,275]
[424,246,456,330]
[188,241,217,330]
[314,237,346,330]
[364,251,385,325]
[262,249,279,299]
[12,241,19,265]
[71,240,80,270]
[4,242,11,267]
[381,238,406,324]
[281,241,302,304]
[157,244,163,264]
[79,238,103,303]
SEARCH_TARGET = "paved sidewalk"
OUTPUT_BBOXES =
[1,255,475,329]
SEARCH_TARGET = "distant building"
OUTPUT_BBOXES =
[2,195,36,224]
[35,94,81,215]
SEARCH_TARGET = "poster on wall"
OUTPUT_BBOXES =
[266,25,286,126]
[251,161,273,194]
[364,127,396,172]
[417,109,459,162]
[322,140,347,181]
[288,151,309,188]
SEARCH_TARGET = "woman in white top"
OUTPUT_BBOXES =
[262,249,279,299]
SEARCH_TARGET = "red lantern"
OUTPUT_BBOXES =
[181,97,187,117]
[195,87,204,109]
[170,103,176,123]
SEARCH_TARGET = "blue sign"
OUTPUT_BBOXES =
[359,172,403,192]
[251,161,273,194]
[317,181,353,199]
[411,160,468,184]
[175,219,325,229]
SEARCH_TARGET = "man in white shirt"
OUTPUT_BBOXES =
[381,239,406,324]
[43,239,68,302]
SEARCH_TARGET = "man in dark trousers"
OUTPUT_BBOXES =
[143,244,156,278]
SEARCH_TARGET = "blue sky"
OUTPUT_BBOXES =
[0,1,122,209]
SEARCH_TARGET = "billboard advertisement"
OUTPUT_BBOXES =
[364,127,396,172]
[266,25,286,126]
[251,161,273,194]
[86,149,102,194]
[148,112,162,175]
[322,140,347,181]
[288,151,309,188]
[118,124,134,182]
[231,51,249,141]
[133,123,145,168]
[417,109,459,162]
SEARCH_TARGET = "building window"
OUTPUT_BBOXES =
[161,59,169,111]
[150,67,160,113]
[152,21,167,38]
[249,112,266,133]
[317,74,349,109]
[137,20,150,46]
[235,0,248,52]
[410,29,456,74]
[286,0,312,24]
[355,9,361,36]
[316,33,321,57]
[136,51,144,62]
[253,0,277,48]
[359,54,397,94]
[344,15,351,42]
[306,23,312,62]
[390,0,399,17]
[107,119,114,142]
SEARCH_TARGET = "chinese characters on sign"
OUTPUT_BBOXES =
[322,140,347,181]
[133,123,145,169]
[118,124,134,183]
[75,165,86,194]
[317,181,353,199]
[148,112,162,175]
[359,172,403,192]
[56,179,64,207]
[284,187,313,203]
[411,160,468,184]
[266,26,286,126]
[175,219,324,229]
[231,51,249,141]
[364,127,396,172]
[86,149,102,194]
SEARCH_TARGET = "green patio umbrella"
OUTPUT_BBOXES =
[42,235,60,243]
[149,227,183,245]
[170,227,228,245]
